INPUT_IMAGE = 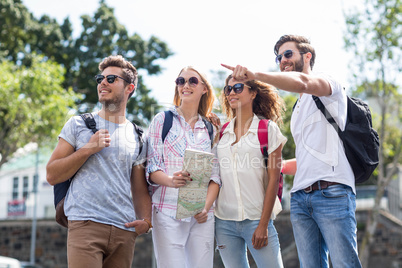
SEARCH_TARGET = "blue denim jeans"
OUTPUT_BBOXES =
[215,217,283,268]
[290,184,362,268]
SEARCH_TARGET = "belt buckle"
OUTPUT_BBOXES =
[304,185,313,193]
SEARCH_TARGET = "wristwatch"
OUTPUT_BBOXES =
[142,218,153,233]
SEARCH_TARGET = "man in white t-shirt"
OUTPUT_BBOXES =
[46,55,152,267]
[222,35,362,268]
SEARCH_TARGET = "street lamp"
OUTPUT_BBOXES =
[29,148,39,266]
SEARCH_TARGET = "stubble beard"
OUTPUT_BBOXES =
[100,94,125,113]
[294,57,305,73]
[281,57,305,73]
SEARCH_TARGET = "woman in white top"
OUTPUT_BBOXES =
[215,74,286,268]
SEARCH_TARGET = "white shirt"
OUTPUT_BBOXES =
[290,73,356,194]
[215,114,287,221]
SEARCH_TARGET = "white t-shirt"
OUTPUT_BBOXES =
[215,114,287,221]
[290,73,355,194]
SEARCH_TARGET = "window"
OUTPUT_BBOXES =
[23,176,29,199]
[12,177,19,200]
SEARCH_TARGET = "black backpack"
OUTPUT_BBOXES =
[161,110,214,147]
[53,113,144,228]
[312,95,380,183]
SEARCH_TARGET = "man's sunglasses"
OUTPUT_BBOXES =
[94,74,131,84]
[223,83,250,96]
[175,76,201,87]
[275,50,306,64]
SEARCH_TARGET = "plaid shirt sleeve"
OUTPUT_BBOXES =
[146,112,166,185]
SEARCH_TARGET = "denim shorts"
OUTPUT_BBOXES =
[215,217,283,268]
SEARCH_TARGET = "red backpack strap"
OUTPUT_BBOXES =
[257,119,283,202]
[257,119,269,163]
[219,122,230,139]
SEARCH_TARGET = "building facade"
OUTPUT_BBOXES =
[0,148,54,221]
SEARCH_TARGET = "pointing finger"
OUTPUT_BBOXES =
[221,63,235,71]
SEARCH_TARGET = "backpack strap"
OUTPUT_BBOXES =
[219,119,269,160]
[219,122,230,140]
[163,110,214,146]
[80,113,98,134]
[292,99,298,112]
[312,96,341,138]
[257,119,270,167]
[132,122,144,156]
[162,111,173,143]
[220,119,269,163]
[80,113,143,155]
[257,119,283,202]
[202,118,214,147]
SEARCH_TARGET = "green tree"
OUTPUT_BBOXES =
[0,0,71,67]
[0,0,32,62]
[73,1,172,124]
[344,0,401,265]
[0,56,80,168]
[279,94,297,188]
[280,94,297,161]
[210,69,228,116]
[0,0,173,125]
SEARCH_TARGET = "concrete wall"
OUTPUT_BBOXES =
[0,220,154,268]
[1,210,401,268]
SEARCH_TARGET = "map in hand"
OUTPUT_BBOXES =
[176,149,214,219]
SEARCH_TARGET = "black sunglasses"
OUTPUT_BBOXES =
[175,76,201,87]
[275,50,306,64]
[223,83,250,96]
[94,74,130,84]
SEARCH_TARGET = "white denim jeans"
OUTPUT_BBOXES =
[152,208,215,268]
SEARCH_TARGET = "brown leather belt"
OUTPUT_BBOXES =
[303,181,340,193]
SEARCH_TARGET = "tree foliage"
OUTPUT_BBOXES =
[344,0,402,178]
[0,0,173,168]
[278,94,297,188]
[0,0,33,62]
[0,0,173,126]
[343,0,401,265]
[0,56,80,168]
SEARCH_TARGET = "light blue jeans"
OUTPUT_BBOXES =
[215,217,283,268]
[290,183,362,268]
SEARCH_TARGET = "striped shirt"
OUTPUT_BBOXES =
[146,107,221,222]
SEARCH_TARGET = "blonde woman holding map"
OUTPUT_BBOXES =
[146,66,221,268]
[215,74,286,267]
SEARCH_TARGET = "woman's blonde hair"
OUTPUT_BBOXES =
[220,74,285,125]
[173,66,215,117]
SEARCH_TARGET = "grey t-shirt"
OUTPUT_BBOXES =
[59,113,147,232]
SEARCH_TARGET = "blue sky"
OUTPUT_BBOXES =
[24,0,362,107]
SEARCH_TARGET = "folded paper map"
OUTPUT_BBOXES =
[176,149,214,219]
